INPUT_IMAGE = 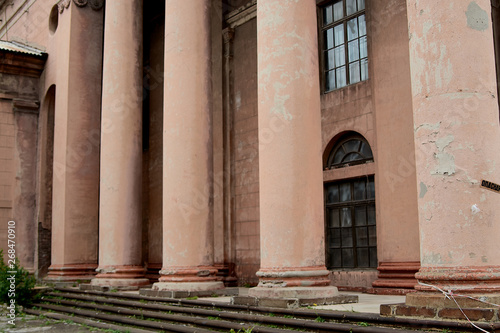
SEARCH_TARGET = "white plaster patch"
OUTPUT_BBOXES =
[466,1,488,31]
[471,204,481,215]
[414,121,441,133]
[419,182,428,198]
[435,135,454,152]
[432,152,456,175]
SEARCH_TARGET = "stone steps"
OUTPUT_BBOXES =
[24,287,489,332]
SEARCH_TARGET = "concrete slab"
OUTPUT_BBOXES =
[312,291,406,314]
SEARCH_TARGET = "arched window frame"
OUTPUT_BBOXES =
[325,134,373,170]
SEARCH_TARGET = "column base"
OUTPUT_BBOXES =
[214,263,238,287]
[145,263,162,283]
[369,261,420,295]
[239,266,357,308]
[45,264,97,282]
[153,266,225,292]
[381,265,500,322]
[234,286,357,308]
[415,266,500,293]
[255,266,331,287]
[248,286,338,298]
[91,265,150,290]
[152,281,224,292]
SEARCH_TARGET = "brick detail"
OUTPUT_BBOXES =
[438,308,496,321]
[394,305,436,318]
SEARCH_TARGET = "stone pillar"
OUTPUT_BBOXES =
[47,0,103,282]
[369,0,420,294]
[248,0,337,299]
[91,0,149,289]
[152,0,223,292]
[407,0,500,298]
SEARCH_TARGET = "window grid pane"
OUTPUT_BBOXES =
[322,1,367,92]
[349,61,360,84]
[333,1,344,21]
[325,29,334,49]
[325,176,377,269]
[348,39,359,62]
[347,18,358,41]
[324,5,333,25]
[346,0,357,16]
[326,70,336,91]
[336,66,346,88]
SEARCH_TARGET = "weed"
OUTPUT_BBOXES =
[358,322,370,327]
[0,250,38,309]
[186,296,198,300]
[146,317,162,322]
[230,327,254,333]
[315,316,325,323]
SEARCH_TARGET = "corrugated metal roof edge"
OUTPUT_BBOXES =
[0,40,46,57]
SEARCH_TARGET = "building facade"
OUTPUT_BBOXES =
[1,0,500,313]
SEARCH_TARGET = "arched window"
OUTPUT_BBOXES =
[326,135,373,169]
[324,133,377,269]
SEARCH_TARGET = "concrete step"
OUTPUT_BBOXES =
[26,287,492,332]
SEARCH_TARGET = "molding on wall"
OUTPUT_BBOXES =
[225,0,256,28]
[58,0,104,14]
[13,98,39,113]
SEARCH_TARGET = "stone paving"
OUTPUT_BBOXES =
[0,312,96,333]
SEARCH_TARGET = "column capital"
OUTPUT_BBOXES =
[73,0,104,10]
[58,0,104,13]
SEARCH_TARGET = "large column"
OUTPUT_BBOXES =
[407,0,500,302]
[47,1,103,282]
[152,0,223,292]
[370,0,420,294]
[91,0,149,289]
[248,0,337,299]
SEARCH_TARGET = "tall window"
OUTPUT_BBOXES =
[321,0,368,92]
[325,177,377,268]
[324,134,377,269]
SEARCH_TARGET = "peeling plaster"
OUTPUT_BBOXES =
[435,135,454,152]
[466,1,488,31]
[423,252,450,265]
[414,121,441,133]
[432,152,456,175]
[419,182,428,198]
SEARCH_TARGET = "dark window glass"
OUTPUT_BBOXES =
[325,175,376,269]
[326,135,373,169]
[321,0,368,92]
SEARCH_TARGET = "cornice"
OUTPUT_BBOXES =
[58,0,104,14]
[225,0,256,28]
